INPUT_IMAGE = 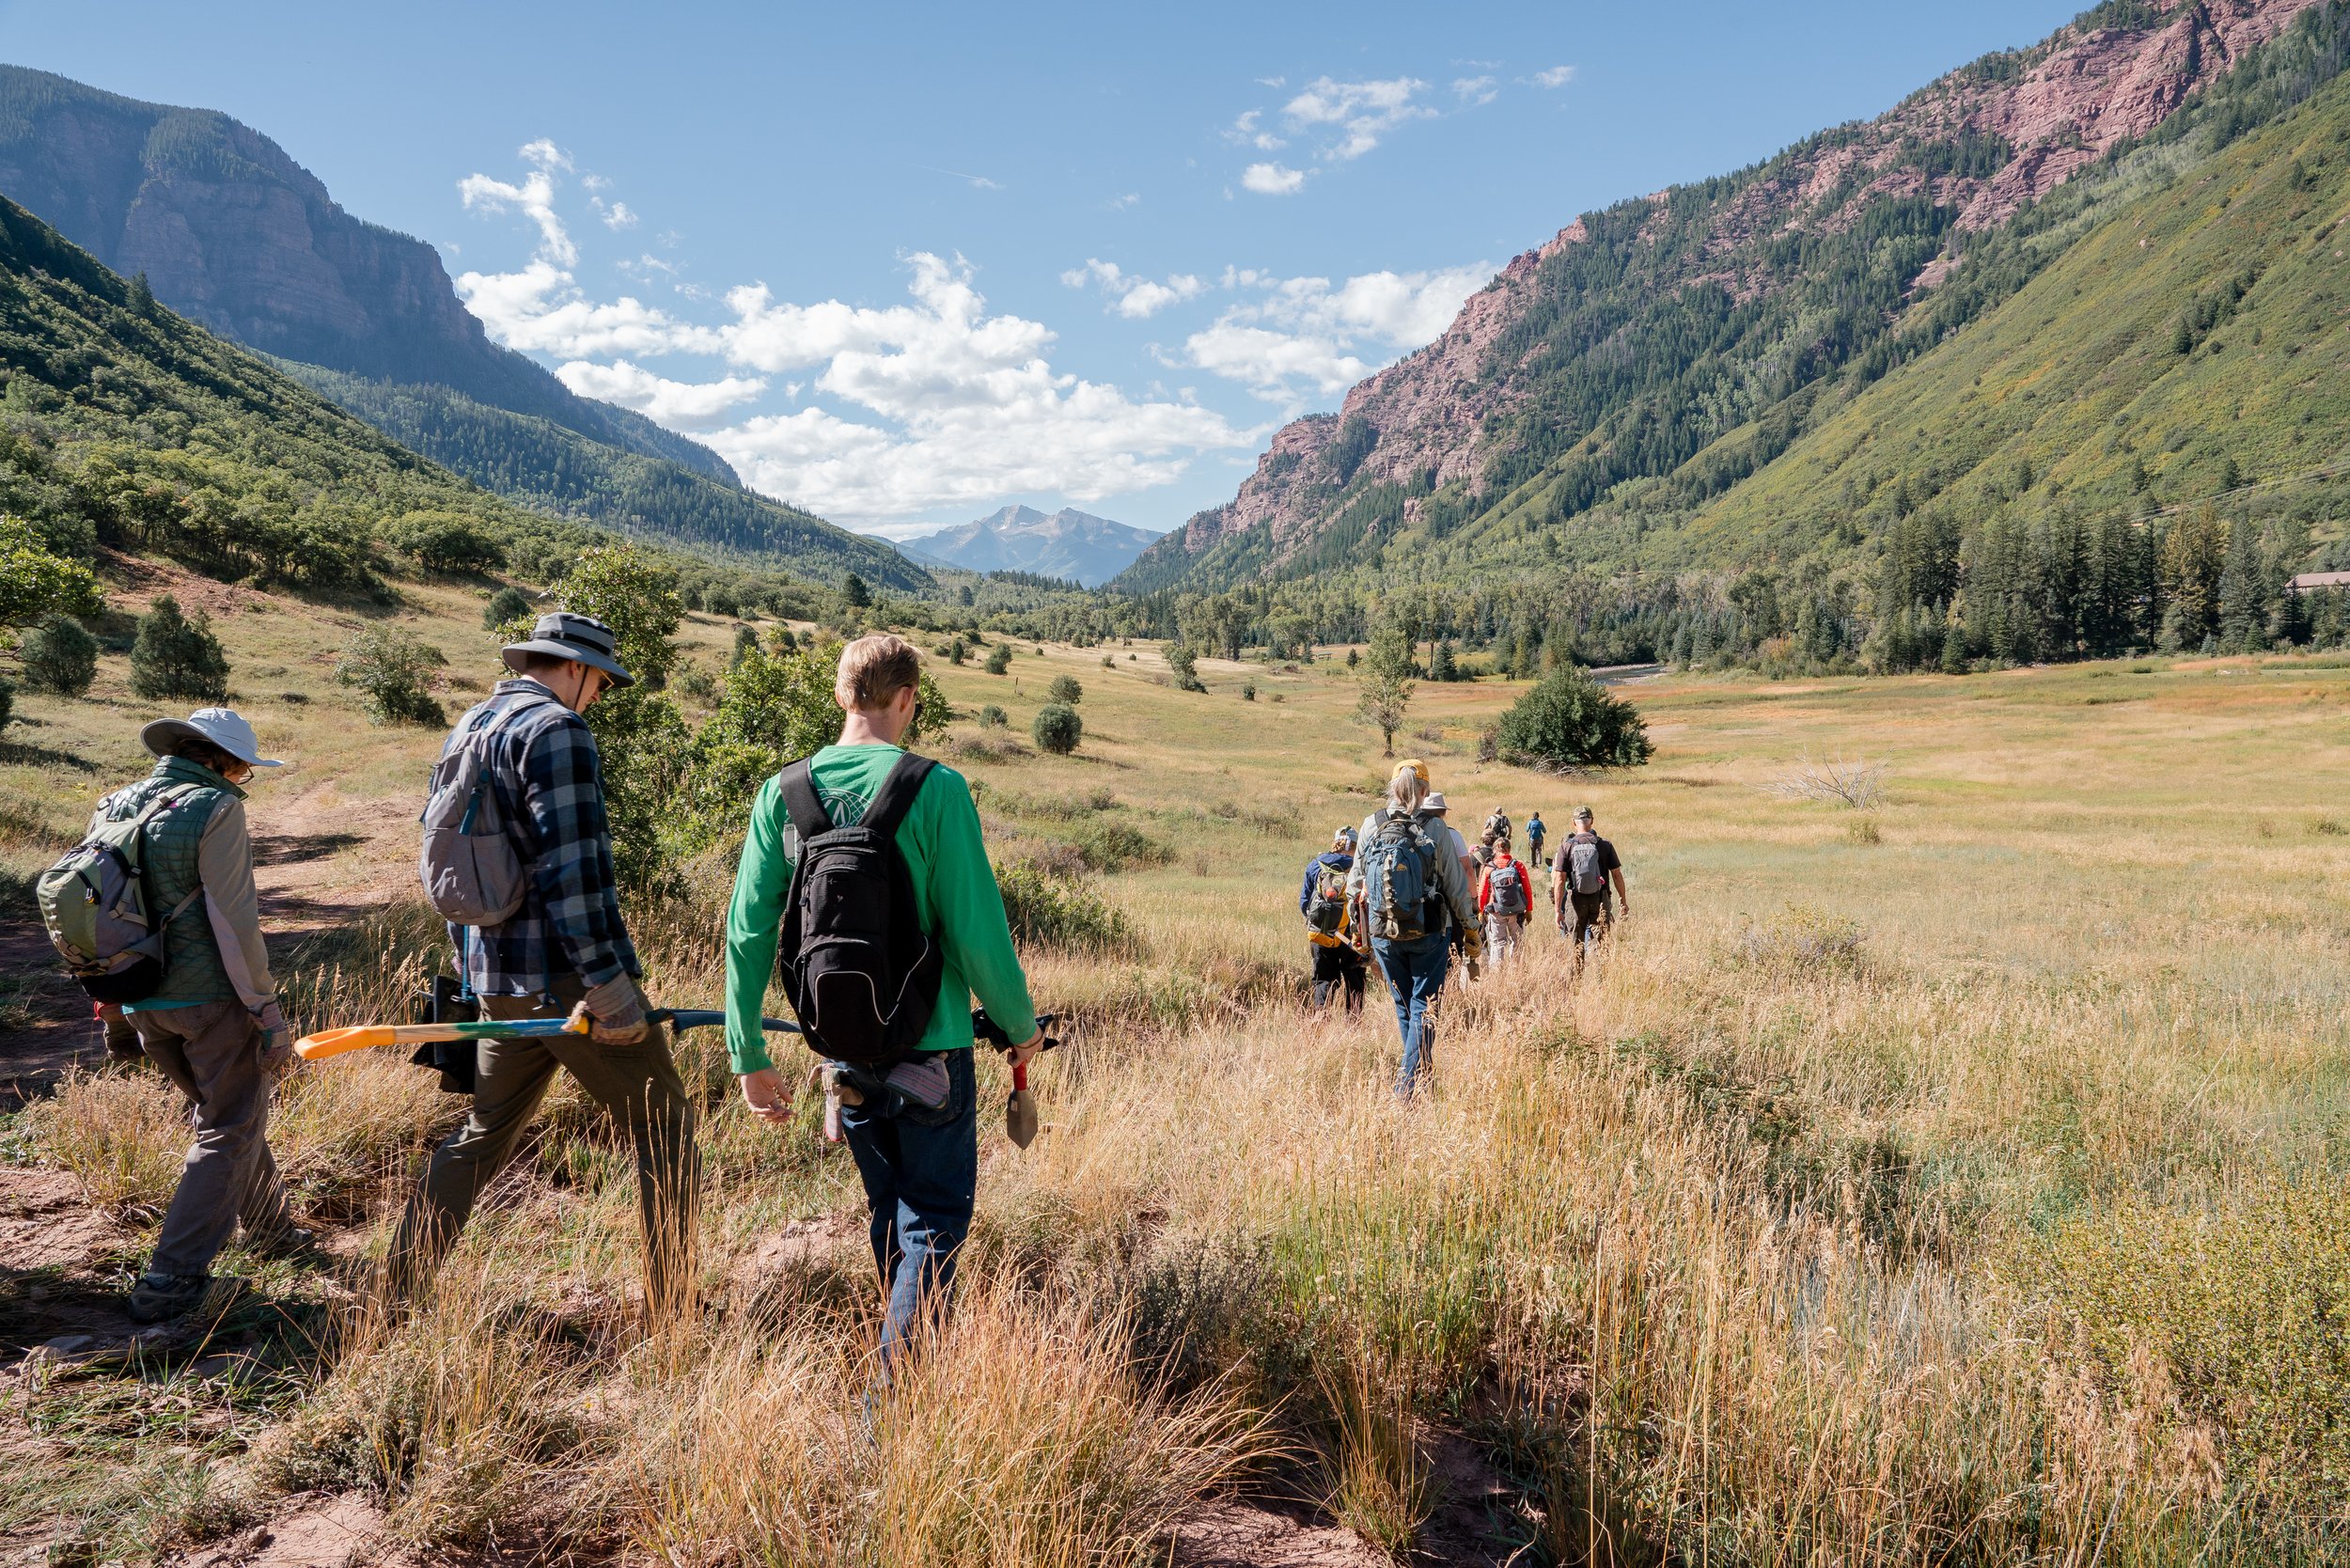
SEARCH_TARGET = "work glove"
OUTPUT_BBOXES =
[254,1000,295,1076]
[571,974,651,1045]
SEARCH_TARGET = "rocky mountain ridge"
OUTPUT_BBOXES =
[897,504,1162,587]
[1127,0,2324,590]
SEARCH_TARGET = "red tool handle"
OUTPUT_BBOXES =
[1012,1059,1028,1092]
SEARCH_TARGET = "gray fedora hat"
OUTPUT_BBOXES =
[501,612,635,688]
[140,706,284,767]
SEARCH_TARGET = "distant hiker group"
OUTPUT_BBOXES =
[1300,760,1631,1096]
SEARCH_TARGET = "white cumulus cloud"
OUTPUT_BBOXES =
[1534,64,1577,88]
[1183,261,1491,403]
[1281,76,1434,161]
[553,359,768,430]
[1241,161,1308,196]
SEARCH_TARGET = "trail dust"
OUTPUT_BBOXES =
[168,1496,403,1568]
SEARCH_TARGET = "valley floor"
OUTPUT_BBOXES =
[8,572,2350,1563]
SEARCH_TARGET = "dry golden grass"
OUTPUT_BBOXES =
[23,574,2350,1560]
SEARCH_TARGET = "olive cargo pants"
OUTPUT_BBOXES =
[384,982,699,1316]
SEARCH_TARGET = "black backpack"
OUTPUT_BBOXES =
[776,753,944,1067]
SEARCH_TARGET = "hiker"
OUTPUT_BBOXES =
[93,709,306,1323]
[1419,789,1476,879]
[726,634,1041,1372]
[1350,763,1480,1097]
[1300,825,1366,1013]
[1526,811,1546,875]
[1479,839,1532,963]
[386,613,698,1319]
[1553,806,1630,969]
[1482,807,1511,850]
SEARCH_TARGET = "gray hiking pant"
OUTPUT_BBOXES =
[131,998,291,1278]
[384,980,699,1316]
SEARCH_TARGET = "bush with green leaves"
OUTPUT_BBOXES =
[129,595,229,702]
[1495,666,1652,770]
[1033,703,1082,755]
[18,614,99,697]
[1047,674,1083,704]
[1165,644,1205,693]
[395,510,505,574]
[336,625,447,726]
[995,859,1131,954]
[0,514,103,633]
[483,586,533,630]
[979,704,1009,729]
[730,624,760,667]
[984,643,1013,675]
[0,676,13,732]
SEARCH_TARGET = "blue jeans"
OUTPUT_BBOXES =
[839,1047,977,1372]
[1372,933,1451,1097]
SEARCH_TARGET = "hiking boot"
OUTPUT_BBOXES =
[126,1272,215,1324]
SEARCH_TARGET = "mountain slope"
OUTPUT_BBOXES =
[0,191,809,614]
[1120,0,2326,593]
[0,66,726,478]
[896,505,1161,587]
[0,65,925,589]
[275,363,928,589]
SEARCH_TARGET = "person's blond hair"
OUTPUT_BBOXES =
[1387,763,1428,814]
[836,633,922,711]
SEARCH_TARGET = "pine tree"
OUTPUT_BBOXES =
[18,613,100,697]
[842,572,871,608]
[2216,515,2266,651]
[1428,638,1459,682]
[126,271,154,315]
[129,594,230,702]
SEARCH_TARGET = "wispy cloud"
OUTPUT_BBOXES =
[922,165,1004,190]
[1060,258,1207,320]
[1452,74,1497,105]
[1533,64,1577,88]
[1281,75,1434,161]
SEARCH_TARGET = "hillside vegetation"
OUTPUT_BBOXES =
[0,193,815,614]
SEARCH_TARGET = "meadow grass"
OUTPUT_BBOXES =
[11,572,2350,1560]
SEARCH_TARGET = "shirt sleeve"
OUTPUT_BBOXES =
[1299,859,1319,916]
[1476,868,1493,913]
[520,714,634,989]
[195,795,276,1012]
[1602,839,1622,873]
[724,776,793,1074]
[1432,832,1478,933]
[924,768,1037,1044]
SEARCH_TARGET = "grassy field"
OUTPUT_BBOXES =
[8,565,2350,1564]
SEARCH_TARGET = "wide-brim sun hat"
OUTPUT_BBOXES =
[1424,791,1449,812]
[501,611,636,688]
[140,707,284,768]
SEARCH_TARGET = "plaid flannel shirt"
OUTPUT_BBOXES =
[446,679,639,998]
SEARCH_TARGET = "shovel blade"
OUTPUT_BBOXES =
[1006,1087,1038,1149]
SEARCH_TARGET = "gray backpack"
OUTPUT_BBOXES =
[417,699,538,926]
[1565,833,1608,897]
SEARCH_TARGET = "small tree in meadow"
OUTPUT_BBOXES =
[1047,674,1083,704]
[129,595,229,702]
[1165,643,1205,693]
[19,614,100,698]
[1496,666,1653,770]
[337,625,447,726]
[985,643,1013,675]
[483,586,533,630]
[1033,703,1083,755]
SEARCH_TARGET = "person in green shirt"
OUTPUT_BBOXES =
[725,633,1042,1369]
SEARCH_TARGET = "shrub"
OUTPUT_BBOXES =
[0,513,103,630]
[949,637,970,666]
[336,625,448,726]
[1734,904,1864,976]
[483,586,533,631]
[1047,674,1083,704]
[0,676,12,732]
[1495,666,1652,770]
[396,510,505,574]
[128,594,230,702]
[984,644,1012,675]
[1033,703,1082,755]
[995,860,1131,953]
[1166,644,1205,693]
[730,623,760,667]
[1241,682,1256,701]
[1069,820,1170,872]
[18,613,99,697]
[979,704,1009,729]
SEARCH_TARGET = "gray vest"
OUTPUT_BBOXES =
[102,757,237,1005]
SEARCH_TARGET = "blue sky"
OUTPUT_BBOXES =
[2,0,2090,537]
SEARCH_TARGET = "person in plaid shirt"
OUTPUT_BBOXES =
[384,612,697,1319]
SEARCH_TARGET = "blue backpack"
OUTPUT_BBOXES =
[1363,811,1437,942]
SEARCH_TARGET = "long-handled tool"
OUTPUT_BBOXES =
[294,1008,795,1061]
[974,1009,1059,1149]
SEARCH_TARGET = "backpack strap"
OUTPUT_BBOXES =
[776,760,834,843]
[862,753,936,840]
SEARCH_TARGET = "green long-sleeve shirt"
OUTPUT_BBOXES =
[724,744,1038,1074]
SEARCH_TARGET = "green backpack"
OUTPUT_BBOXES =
[36,786,206,1003]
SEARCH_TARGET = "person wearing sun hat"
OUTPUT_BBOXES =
[386,610,699,1321]
[97,706,308,1323]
